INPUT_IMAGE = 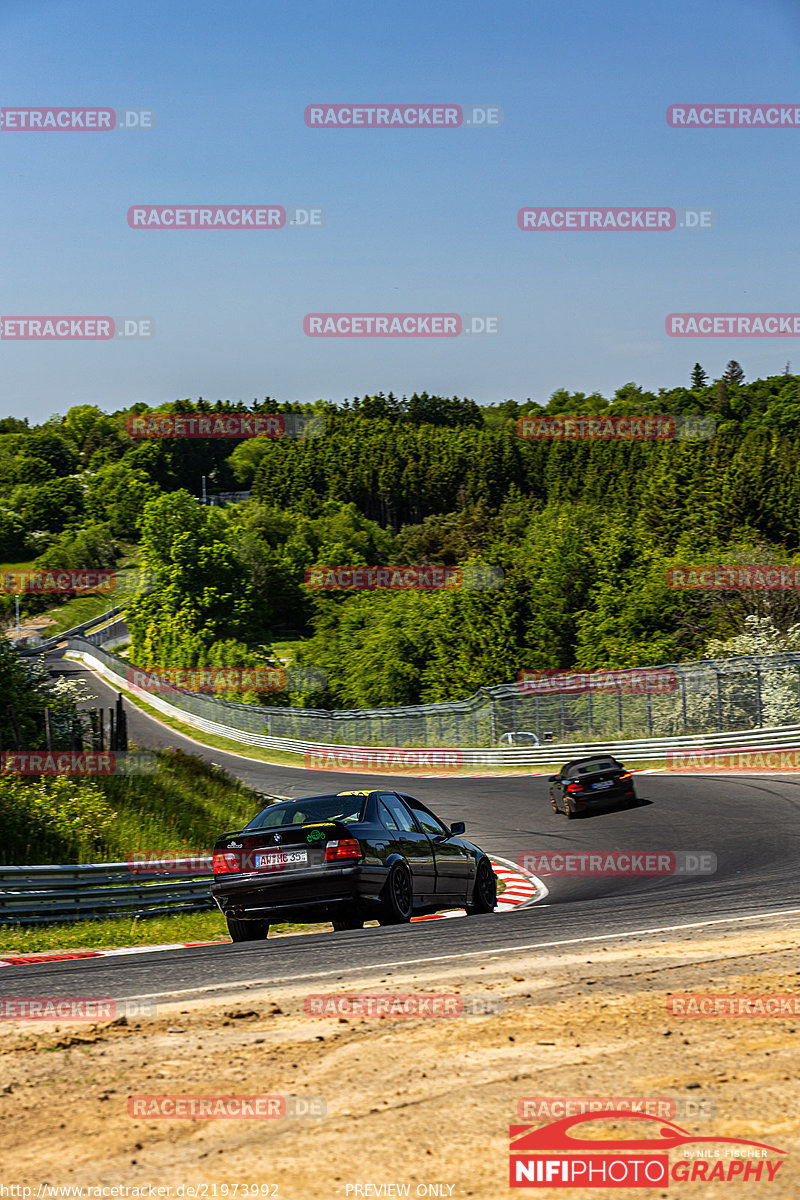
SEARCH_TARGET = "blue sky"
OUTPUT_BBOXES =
[1,0,799,420]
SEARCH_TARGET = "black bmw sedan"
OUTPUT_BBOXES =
[211,788,497,941]
[548,755,637,818]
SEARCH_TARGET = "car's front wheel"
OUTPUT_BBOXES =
[226,916,270,942]
[378,861,414,924]
[550,790,559,814]
[466,857,497,914]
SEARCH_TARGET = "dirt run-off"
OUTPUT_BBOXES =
[1,916,799,1198]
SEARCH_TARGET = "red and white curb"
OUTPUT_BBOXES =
[0,940,224,966]
[0,859,546,963]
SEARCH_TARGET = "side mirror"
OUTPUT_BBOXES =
[449,821,466,836]
[547,775,558,783]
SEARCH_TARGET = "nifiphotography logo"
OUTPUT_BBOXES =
[509,1111,786,1187]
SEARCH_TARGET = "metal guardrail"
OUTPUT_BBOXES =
[64,625,800,748]
[16,605,126,657]
[0,861,214,925]
[56,643,800,765]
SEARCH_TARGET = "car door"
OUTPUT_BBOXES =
[376,793,436,903]
[401,795,473,905]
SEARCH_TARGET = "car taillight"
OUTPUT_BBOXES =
[325,838,361,862]
[566,783,582,793]
[212,851,241,874]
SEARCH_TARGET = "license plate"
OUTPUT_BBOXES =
[593,779,613,790]
[255,849,308,869]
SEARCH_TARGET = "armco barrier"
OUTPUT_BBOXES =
[57,625,800,748]
[15,605,126,656]
[61,640,800,766]
[0,861,214,925]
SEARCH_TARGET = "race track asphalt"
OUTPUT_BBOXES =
[2,649,797,1002]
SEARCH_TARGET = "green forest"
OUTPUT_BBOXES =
[3,363,800,710]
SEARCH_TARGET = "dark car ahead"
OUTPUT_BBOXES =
[549,755,637,819]
[211,788,497,941]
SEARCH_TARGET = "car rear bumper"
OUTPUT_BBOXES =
[210,864,387,922]
[573,783,635,808]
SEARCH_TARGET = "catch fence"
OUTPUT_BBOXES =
[65,631,800,749]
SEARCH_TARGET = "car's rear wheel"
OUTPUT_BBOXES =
[226,916,270,942]
[466,857,497,914]
[378,861,414,924]
[564,802,575,819]
[331,914,365,931]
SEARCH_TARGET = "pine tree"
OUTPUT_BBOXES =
[715,379,729,415]
[724,360,745,386]
[691,363,708,388]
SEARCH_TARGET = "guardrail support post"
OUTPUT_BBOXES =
[681,675,688,732]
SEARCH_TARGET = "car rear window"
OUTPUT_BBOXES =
[245,794,366,829]
[568,758,620,777]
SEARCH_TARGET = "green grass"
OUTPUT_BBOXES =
[0,557,38,574]
[45,593,115,634]
[91,747,274,860]
[0,909,338,954]
[271,636,309,663]
[9,551,145,636]
[0,745,278,867]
